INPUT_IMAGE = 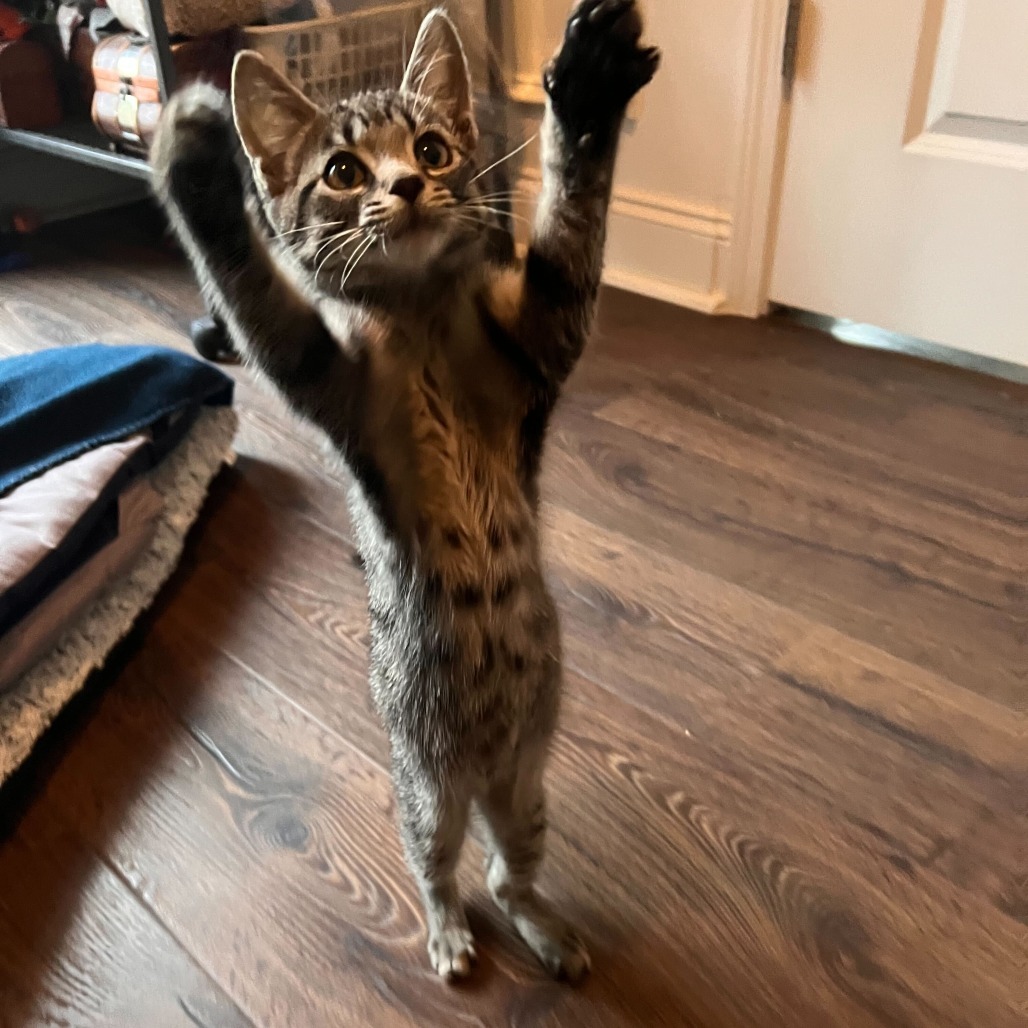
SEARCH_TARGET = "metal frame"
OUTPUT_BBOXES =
[141,0,177,103]
[0,123,152,178]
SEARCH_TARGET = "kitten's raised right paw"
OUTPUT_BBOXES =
[544,0,660,141]
[151,84,243,214]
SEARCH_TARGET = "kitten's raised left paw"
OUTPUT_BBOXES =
[544,0,660,139]
[151,83,244,221]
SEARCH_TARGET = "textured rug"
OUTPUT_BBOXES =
[0,406,238,783]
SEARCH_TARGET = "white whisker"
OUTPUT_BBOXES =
[341,234,377,294]
[313,227,365,268]
[465,204,532,227]
[472,191,531,201]
[469,135,538,185]
[338,231,372,286]
[277,219,352,239]
[317,230,365,281]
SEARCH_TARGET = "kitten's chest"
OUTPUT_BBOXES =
[406,353,523,538]
[369,314,529,552]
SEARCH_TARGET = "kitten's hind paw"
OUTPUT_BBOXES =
[514,907,591,984]
[545,0,660,141]
[428,925,478,982]
[150,84,244,222]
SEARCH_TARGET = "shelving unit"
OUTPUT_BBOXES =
[0,0,176,184]
[0,118,150,179]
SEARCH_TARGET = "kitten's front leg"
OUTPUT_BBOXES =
[483,1,659,388]
[151,84,368,449]
[151,84,249,262]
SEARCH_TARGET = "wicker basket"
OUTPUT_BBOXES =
[242,1,434,103]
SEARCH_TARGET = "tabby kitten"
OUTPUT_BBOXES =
[151,0,659,982]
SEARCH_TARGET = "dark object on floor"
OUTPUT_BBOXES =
[0,212,33,272]
[0,38,61,130]
[190,314,238,364]
[0,250,28,272]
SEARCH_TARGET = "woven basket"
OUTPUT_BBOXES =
[242,1,433,102]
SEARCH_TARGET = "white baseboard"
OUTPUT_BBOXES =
[603,266,727,313]
[515,170,732,314]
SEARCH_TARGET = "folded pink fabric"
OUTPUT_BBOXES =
[0,435,160,689]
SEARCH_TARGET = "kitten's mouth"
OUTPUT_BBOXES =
[379,210,430,241]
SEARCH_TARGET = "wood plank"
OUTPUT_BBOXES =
[591,290,1028,495]
[541,400,1025,709]
[0,800,251,1028]
[1,209,1025,1027]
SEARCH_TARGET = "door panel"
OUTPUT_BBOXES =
[771,0,1028,366]
[945,0,1028,124]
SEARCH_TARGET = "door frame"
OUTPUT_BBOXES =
[722,0,793,317]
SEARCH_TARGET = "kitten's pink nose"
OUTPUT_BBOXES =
[389,176,425,205]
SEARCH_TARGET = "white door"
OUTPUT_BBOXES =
[771,0,1028,366]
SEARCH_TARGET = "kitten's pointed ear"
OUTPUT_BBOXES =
[401,9,477,147]
[232,50,325,197]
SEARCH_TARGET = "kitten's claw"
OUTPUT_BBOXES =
[428,925,477,982]
[545,0,660,142]
[549,928,591,985]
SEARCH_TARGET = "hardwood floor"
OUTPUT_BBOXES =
[0,209,1024,1027]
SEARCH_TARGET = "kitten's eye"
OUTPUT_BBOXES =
[323,152,367,191]
[415,133,452,171]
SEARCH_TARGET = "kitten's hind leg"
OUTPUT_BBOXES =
[478,746,590,983]
[395,765,476,980]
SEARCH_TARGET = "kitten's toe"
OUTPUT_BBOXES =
[551,931,591,985]
[583,0,641,39]
[428,925,477,982]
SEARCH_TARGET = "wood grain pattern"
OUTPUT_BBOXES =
[0,794,252,1027]
[0,207,1025,1027]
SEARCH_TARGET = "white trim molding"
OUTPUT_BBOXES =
[904,127,1028,172]
[604,188,731,313]
[515,168,732,313]
[723,0,792,317]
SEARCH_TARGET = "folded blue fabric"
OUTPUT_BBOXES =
[0,344,233,496]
